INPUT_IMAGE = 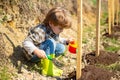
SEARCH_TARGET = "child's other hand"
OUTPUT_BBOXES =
[33,48,46,58]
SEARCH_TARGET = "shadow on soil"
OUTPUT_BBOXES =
[2,33,36,73]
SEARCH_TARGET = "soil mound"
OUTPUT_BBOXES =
[103,26,120,39]
[64,50,120,80]
[64,65,114,80]
[85,50,119,65]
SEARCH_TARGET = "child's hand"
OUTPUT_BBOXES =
[66,38,75,45]
[33,48,46,58]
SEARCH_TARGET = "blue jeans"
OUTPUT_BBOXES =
[30,39,65,62]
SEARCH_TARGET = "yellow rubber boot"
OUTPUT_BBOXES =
[41,54,63,76]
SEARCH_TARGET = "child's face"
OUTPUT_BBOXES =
[49,23,63,35]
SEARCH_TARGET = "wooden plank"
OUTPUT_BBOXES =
[96,0,101,56]
[76,0,82,79]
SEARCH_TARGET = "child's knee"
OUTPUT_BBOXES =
[55,43,65,56]
[59,44,65,53]
[46,38,55,45]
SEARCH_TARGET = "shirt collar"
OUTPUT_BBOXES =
[46,25,59,41]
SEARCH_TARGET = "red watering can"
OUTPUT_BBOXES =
[68,40,77,54]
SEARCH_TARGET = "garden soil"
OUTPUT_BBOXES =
[64,50,120,80]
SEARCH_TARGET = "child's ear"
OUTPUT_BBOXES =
[49,21,52,26]
[49,21,53,27]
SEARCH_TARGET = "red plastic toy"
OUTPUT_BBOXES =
[68,40,77,54]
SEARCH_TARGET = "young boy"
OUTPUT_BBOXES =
[22,7,72,76]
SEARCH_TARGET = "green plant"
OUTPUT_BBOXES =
[92,0,97,6]
[2,15,7,22]
[110,38,118,44]
[101,12,108,25]
[96,62,120,71]
[82,38,88,44]
[28,1,34,10]
[0,67,11,80]
[105,46,120,52]
[103,37,120,52]
[106,62,120,71]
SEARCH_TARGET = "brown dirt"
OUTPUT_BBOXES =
[103,25,120,39]
[64,50,120,80]
[85,50,119,65]
[0,33,9,66]
[64,65,114,80]
[113,25,120,32]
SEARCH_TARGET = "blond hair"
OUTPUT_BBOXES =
[43,7,72,28]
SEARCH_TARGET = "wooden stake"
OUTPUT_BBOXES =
[96,0,101,57]
[115,0,119,25]
[108,0,112,35]
[111,0,115,26]
[76,0,82,79]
